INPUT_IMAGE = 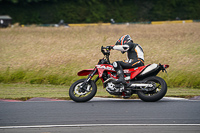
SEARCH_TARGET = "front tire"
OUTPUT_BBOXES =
[69,79,97,102]
[137,76,167,102]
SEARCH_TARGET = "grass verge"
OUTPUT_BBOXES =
[0,83,199,101]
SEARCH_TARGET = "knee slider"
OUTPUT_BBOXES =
[113,62,118,68]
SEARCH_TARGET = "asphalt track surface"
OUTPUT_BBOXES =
[0,97,200,133]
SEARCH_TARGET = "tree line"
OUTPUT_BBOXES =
[0,0,200,24]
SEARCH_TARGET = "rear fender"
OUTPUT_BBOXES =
[137,64,169,78]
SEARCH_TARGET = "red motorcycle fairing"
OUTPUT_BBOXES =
[125,66,146,79]
[77,64,148,80]
[95,64,115,77]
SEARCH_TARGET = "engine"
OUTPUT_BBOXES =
[106,82,124,95]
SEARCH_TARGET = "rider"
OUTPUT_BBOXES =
[107,35,144,84]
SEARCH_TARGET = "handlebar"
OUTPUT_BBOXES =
[101,46,111,64]
[101,46,110,56]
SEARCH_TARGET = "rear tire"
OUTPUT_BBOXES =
[69,79,97,102]
[137,76,167,102]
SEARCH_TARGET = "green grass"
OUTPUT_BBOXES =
[0,84,70,100]
[0,83,199,101]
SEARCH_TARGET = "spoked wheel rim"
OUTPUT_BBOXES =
[142,81,162,96]
[74,82,92,98]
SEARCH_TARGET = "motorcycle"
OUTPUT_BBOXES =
[69,46,169,102]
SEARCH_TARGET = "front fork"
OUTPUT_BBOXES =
[79,67,99,92]
[85,67,99,83]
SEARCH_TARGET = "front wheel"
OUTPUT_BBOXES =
[137,76,167,102]
[69,79,97,102]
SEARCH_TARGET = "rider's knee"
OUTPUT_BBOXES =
[113,61,118,68]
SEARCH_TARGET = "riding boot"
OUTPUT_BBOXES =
[113,70,126,84]
[112,61,126,84]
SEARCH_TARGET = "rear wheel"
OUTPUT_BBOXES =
[137,76,167,102]
[69,79,97,102]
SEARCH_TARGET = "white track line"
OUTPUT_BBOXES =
[0,124,200,129]
[92,97,189,101]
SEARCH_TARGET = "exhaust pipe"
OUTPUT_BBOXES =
[130,83,153,87]
[104,77,117,84]
[104,78,153,88]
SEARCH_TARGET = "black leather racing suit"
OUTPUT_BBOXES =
[112,42,144,69]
